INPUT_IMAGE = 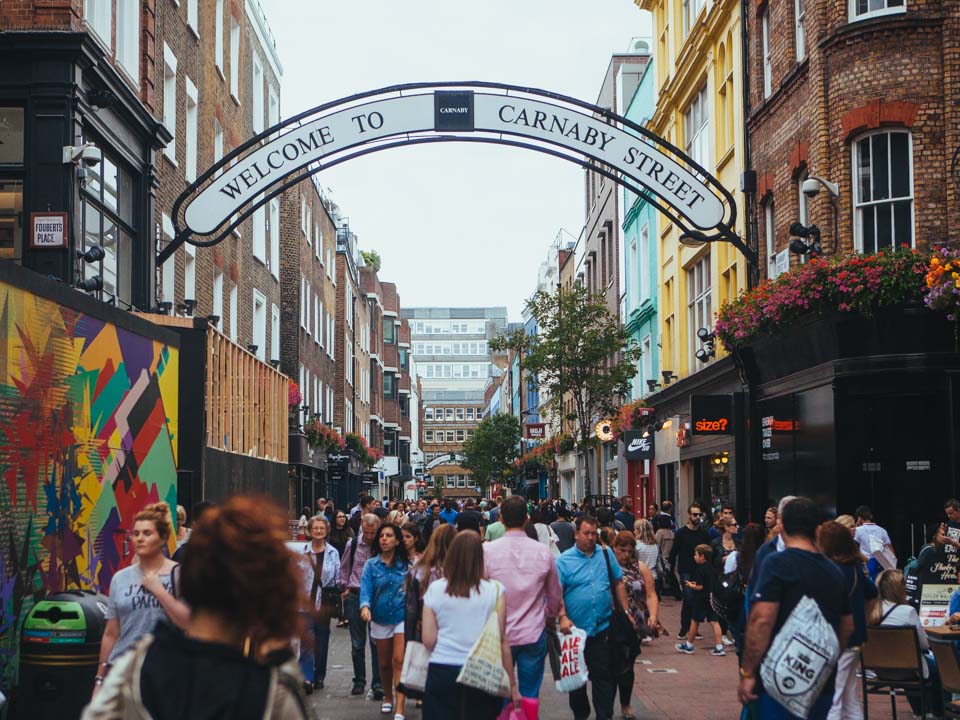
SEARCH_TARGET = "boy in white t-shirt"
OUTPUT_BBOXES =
[853,505,896,567]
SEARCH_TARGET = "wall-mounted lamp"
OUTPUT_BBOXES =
[77,246,105,263]
[75,275,103,293]
[177,298,196,316]
[247,344,259,355]
[646,379,661,393]
[788,222,822,257]
[641,418,674,438]
[207,314,221,327]
[696,327,716,363]
[661,370,676,385]
[269,358,280,369]
[157,301,173,315]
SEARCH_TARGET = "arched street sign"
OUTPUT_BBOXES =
[160,82,748,265]
[426,453,464,471]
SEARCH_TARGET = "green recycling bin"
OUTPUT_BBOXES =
[16,590,108,720]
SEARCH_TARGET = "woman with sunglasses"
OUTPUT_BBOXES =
[328,511,355,628]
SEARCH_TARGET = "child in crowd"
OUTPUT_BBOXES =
[675,544,726,656]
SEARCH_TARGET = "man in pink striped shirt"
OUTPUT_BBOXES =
[484,495,563,701]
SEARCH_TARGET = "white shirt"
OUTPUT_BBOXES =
[879,600,929,676]
[854,523,892,557]
[423,578,502,666]
[723,550,739,575]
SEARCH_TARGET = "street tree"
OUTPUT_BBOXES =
[490,284,639,495]
[461,413,521,497]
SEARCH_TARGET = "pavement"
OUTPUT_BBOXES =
[308,597,916,719]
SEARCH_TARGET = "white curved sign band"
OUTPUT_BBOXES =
[184,92,724,235]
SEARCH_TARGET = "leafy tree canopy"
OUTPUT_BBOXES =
[460,413,521,496]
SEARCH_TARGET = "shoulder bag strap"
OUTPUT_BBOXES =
[169,563,180,598]
[879,604,900,624]
[601,546,621,611]
[309,551,322,604]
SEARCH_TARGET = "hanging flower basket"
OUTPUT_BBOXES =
[612,399,651,440]
[304,420,346,453]
[345,433,381,468]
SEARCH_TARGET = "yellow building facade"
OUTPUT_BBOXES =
[638,0,747,382]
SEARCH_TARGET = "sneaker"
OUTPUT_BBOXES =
[303,681,314,695]
[694,633,704,640]
[711,646,726,657]
[722,636,735,646]
[675,641,695,654]
[351,682,365,696]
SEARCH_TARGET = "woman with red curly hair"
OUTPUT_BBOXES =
[83,496,314,719]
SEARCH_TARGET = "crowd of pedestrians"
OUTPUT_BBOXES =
[80,489,960,720]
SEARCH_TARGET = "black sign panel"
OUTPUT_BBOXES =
[623,430,654,461]
[690,395,733,435]
[434,91,475,131]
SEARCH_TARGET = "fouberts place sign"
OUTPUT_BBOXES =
[183,89,726,237]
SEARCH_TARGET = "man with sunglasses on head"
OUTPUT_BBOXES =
[669,503,712,640]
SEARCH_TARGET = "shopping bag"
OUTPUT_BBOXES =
[456,592,511,698]
[495,698,538,720]
[554,626,589,693]
[398,640,430,694]
[760,595,840,719]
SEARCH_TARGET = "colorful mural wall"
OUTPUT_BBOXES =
[0,277,178,687]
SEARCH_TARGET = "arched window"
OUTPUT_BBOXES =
[852,129,913,253]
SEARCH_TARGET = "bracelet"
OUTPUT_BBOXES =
[738,666,754,679]
[94,676,105,686]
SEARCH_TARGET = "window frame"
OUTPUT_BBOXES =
[795,0,806,61]
[761,8,772,99]
[686,253,712,371]
[851,129,914,254]
[849,0,906,22]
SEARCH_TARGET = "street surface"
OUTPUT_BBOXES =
[308,595,913,719]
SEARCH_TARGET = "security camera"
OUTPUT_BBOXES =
[802,178,821,198]
[62,143,102,167]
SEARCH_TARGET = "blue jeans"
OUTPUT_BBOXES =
[510,630,548,698]
[298,612,331,684]
[343,590,381,688]
[758,690,833,719]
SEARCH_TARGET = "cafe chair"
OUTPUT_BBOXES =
[860,625,931,719]
[929,639,960,718]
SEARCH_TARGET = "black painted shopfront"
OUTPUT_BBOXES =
[0,32,168,309]
[741,305,960,559]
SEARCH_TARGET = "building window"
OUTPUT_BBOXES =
[214,0,224,72]
[185,78,198,182]
[445,408,455,421]
[446,431,455,443]
[229,283,238,341]
[183,243,195,305]
[684,84,709,170]
[271,304,280,361]
[425,408,434,421]
[252,198,266,262]
[0,108,25,261]
[456,408,465,421]
[252,290,267,361]
[85,0,112,49]
[384,320,396,344]
[466,407,474,421]
[796,171,811,264]
[213,119,224,177]
[229,17,240,100]
[456,429,465,443]
[687,253,712,370]
[252,57,264,134]
[425,430,434,443]
[641,335,653,397]
[794,0,806,61]
[761,9,772,99]
[212,270,223,331]
[683,0,704,37]
[268,198,280,279]
[853,130,913,253]
[162,45,177,163]
[187,0,199,35]
[384,373,396,399]
[764,199,780,279]
[116,0,140,82]
[269,87,280,133]
[82,147,137,305]
[639,224,650,302]
[851,0,905,21]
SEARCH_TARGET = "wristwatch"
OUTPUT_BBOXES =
[738,666,754,679]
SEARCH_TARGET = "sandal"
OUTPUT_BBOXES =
[380,702,393,714]
[394,715,405,720]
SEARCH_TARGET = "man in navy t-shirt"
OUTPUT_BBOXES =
[738,497,852,720]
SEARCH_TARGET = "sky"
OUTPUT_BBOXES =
[259,0,652,321]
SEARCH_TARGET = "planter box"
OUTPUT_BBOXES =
[288,432,329,469]
[738,305,957,385]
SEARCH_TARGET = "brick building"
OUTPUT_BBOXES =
[422,398,485,498]
[154,0,283,362]
[747,0,960,269]
[332,220,369,442]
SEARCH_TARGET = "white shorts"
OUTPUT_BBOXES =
[369,620,404,640]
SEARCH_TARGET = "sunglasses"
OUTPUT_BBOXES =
[691,512,703,517]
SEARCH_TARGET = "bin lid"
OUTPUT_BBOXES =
[23,601,88,645]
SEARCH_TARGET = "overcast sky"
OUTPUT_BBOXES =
[259,0,652,321]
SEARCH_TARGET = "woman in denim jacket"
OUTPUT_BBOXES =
[361,523,409,718]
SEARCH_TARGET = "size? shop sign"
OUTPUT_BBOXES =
[690,395,733,436]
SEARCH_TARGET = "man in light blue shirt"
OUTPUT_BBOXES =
[557,516,630,720]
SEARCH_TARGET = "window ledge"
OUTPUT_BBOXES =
[188,24,199,41]
[162,151,178,168]
[215,65,225,83]
[230,93,241,108]
[716,145,736,172]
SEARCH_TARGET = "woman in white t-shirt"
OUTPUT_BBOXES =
[421,532,519,720]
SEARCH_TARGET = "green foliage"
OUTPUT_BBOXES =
[491,285,640,491]
[461,413,521,496]
[360,250,382,272]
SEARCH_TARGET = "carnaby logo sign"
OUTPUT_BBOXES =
[435,90,474,131]
[623,430,654,461]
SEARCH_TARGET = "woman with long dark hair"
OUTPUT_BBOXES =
[360,523,409,717]
[83,497,312,719]
[817,521,877,720]
[401,521,425,565]
[421,532,519,719]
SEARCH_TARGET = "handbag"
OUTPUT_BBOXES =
[308,547,343,619]
[398,640,430,693]
[601,546,641,668]
[456,583,512,698]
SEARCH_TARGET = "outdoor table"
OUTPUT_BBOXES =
[924,625,960,641]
